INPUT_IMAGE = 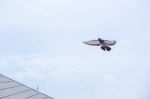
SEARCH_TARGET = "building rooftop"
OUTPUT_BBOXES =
[0,74,53,99]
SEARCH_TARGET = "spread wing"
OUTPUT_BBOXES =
[83,40,101,46]
[104,40,116,46]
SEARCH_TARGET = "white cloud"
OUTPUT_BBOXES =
[0,54,99,80]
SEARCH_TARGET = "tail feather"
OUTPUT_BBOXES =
[101,45,111,51]
[105,45,111,51]
[101,46,106,51]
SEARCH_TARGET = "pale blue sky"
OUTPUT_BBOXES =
[0,0,150,99]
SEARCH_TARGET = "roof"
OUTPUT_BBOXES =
[0,74,54,99]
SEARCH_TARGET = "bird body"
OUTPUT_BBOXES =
[83,38,116,51]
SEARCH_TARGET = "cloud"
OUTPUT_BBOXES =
[0,54,100,80]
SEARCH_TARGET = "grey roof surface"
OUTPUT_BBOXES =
[0,74,53,99]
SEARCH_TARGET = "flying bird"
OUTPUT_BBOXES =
[83,38,116,51]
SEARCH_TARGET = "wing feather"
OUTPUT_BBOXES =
[83,40,100,46]
[104,40,116,46]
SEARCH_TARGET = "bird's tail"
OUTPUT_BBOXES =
[105,45,111,51]
[101,45,111,51]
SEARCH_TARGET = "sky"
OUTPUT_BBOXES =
[0,0,150,99]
